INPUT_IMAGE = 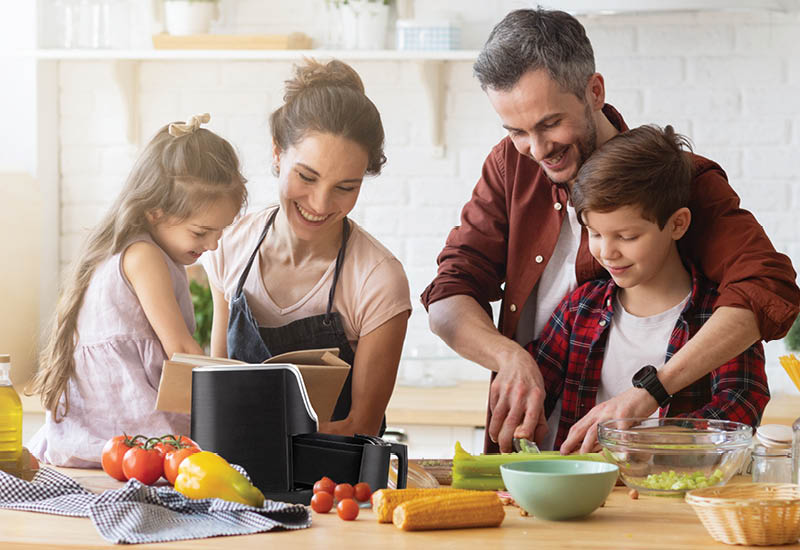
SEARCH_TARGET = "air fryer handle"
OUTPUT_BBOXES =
[390,442,408,489]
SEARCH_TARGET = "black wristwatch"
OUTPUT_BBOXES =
[632,365,672,408]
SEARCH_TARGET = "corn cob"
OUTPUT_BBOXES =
[372,488,469,523]
[392,491,505,531]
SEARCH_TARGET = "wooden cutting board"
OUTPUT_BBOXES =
[152,32,313,50]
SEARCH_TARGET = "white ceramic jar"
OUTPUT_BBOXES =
[164,0,218,36]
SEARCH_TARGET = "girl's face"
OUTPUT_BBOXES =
[274,132,368,242]
[148,196,240,265]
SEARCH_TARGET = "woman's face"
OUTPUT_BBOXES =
[275,132,368,242]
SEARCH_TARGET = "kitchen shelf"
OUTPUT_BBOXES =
[29,48,480,61]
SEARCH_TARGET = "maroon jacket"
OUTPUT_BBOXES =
[420,105,799,451]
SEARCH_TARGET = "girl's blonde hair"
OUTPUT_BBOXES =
[29,120,247,420]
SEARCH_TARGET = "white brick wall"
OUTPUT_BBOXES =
[55,3,800,394]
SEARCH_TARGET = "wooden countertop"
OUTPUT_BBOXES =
[3,468,795,549]
[386,381,489,427]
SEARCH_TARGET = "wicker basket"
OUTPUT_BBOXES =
[685,483,800,546]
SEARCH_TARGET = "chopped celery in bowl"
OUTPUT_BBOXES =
[598,418,752,496]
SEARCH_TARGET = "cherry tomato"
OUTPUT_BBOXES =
[122,446,164,485]
[313,477,336,495]
[163,446,201,485]
[334,483,354,501]
[101,435,140,481]
[353,482,372,503]
[336,498,359,521]
[310,491,334,513]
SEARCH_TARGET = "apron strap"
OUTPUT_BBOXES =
[324,218,351,325]
[233,208,278,298]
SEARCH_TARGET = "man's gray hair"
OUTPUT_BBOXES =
[474,8,595,98]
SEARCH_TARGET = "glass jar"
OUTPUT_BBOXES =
[752,443,792,483]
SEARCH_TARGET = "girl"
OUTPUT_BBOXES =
[28,114,247,467]
[204,59,411,437]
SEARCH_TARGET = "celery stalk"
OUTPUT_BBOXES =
[451,441,607,489]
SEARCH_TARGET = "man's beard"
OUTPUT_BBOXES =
[544,102,598,185]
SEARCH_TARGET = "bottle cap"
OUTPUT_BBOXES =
[0,354,10,363]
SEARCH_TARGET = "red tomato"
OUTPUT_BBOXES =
[336,498,359,521]
[310,491,334,513]
[122,446,164,485]
[334,483,354,501]
[353,482,372,503]
[163,446,200,485]
[101,435,140,481]
[169,435,200,449]
[153,440,177,458]
[313,477,336,495]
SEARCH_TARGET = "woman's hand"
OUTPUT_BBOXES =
[324,311,409,436]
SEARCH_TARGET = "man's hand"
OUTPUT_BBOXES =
[488,348,549,452]
[559,387,657,455]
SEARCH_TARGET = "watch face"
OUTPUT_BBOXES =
[633,365,656,386]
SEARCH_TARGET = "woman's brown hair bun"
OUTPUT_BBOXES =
[283,58,365,103]
[270,58,386,175]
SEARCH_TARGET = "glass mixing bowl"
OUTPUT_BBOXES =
[598,418,753,496]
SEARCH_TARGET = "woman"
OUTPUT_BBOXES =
[204,59,411,436]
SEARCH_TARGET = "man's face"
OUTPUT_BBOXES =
[486,69,598,185]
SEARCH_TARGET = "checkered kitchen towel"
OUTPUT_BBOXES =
[0,467,310,544]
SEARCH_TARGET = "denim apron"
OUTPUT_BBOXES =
[226,209,385,435]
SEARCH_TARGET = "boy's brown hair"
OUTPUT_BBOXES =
[572,124,693,229]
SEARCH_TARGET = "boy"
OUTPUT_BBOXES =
[529,125,770,450]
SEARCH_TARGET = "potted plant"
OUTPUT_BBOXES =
[163,0,220,36]
[786,314,800,353]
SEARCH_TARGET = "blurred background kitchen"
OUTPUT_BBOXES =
[2,0,799,457]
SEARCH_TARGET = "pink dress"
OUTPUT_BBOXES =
[28,235,194,467]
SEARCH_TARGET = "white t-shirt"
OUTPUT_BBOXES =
[203,207,412,351]
[514,204,581,450]
[597,292,691,406]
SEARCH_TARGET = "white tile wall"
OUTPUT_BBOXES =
[56,4,800,393]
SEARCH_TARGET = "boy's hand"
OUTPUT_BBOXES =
[488,349,549,452]
[559,387,658,455]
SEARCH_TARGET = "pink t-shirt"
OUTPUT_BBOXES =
[203,207,411,351]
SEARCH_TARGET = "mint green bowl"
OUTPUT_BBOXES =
[500,460,619,520]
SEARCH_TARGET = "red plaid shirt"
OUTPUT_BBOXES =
[527,263,770,450]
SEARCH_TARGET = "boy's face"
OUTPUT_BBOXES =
[485,69,600,185]
[584,205,690,289]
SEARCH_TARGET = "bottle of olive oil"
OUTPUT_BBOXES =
[0,354,22,465]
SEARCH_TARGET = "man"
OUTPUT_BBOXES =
[420,8,799,454]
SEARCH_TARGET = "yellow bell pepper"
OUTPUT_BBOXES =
[174,451,265,507]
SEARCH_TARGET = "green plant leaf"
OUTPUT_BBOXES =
[786,313,800,351]
[189,280,214,349]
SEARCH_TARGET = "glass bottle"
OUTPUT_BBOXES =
[0,354,23,468]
